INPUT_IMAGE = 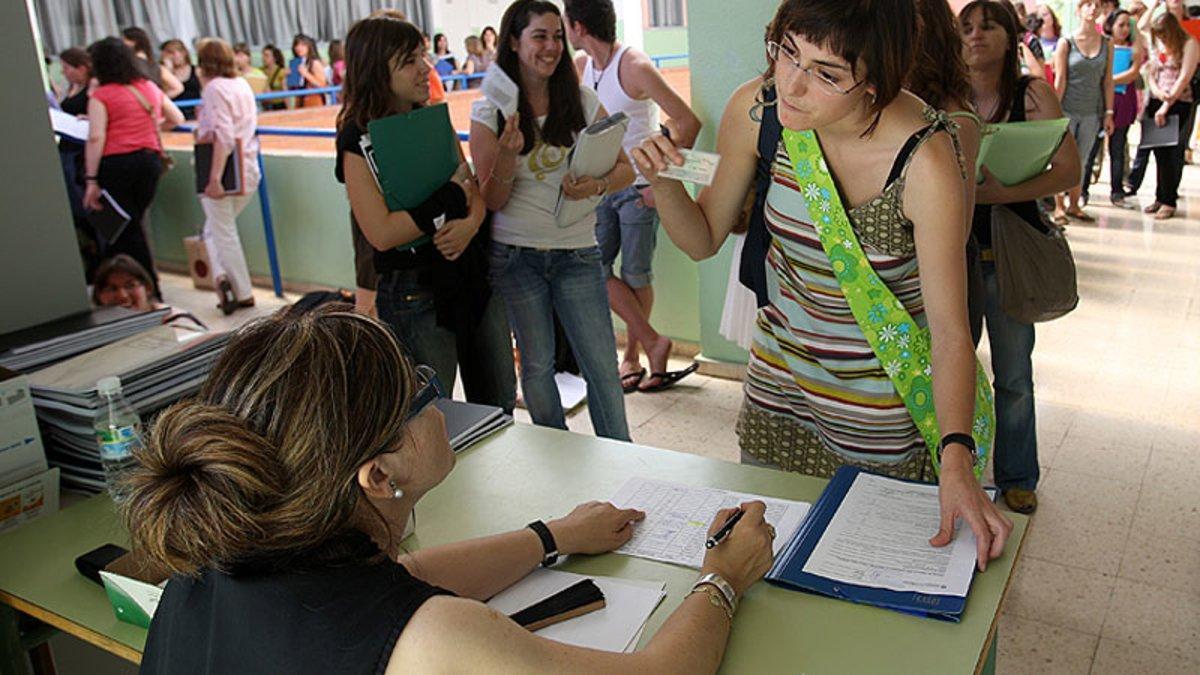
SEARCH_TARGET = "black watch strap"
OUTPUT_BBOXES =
[938,433,977,464]
[526,520,559,567]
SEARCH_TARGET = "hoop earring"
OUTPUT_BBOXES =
[388,480,404,500]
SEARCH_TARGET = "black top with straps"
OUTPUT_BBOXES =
[971,76,1047,250]
[140,531,454,675]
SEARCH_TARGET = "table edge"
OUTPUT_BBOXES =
[0,590,142,665]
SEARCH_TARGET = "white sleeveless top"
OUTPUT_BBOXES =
[581,45,659,185]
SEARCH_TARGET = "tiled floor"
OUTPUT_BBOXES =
[59,161,1199,672]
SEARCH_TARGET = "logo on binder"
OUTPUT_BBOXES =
[913,594,942,606]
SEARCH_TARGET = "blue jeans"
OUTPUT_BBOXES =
[490,243,630,441]
[376,268,517,414]
[982,262,1039,491]
[596,186,657,288]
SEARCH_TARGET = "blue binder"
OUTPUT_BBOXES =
[766,466,977,622]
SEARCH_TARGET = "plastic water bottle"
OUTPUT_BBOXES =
[94,376,143,501]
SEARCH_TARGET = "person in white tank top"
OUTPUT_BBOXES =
[564,0,703,393]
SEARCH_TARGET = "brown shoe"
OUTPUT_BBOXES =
[1003,489,1038,514]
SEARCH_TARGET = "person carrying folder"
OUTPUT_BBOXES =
[129,306,776,674]
[336,16,515,414]
[961,1,1081,514]
[470,0,636,441]
[634,0,1012,567]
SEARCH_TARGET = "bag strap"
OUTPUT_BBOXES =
[125,83,165,153]
[780,127,994,478]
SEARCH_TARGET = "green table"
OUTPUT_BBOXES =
[0,424,1025,673]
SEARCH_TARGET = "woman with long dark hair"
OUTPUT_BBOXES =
[120,27,183,98]
[261,44,287,110]
[1104,9,1146,208]
[82,37,184,299]
[961,0,1080,514]
[336,16,515,412]
[289,34,327,107]
[636,0,1012,562]
[470,0,635,441]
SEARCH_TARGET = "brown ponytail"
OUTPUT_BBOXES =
[121,305,417,576]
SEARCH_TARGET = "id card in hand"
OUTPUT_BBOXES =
[658,149,720,186]
[482,63,519,118]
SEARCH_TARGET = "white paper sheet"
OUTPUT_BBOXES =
[610,477,810,569]
[49,107,89,141]
[486,569,665,653]
[801,473,979,597]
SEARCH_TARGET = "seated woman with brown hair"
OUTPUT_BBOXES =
[129,305,775,674]
[91,254,160,311]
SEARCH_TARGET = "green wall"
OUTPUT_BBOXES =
[642,27,689,65]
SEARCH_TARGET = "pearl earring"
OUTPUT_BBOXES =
[388,480,404,499]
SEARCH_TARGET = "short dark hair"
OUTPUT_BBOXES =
[563,0,617,44]
[263,44,285,68]
[59,47,91,70]
[497,0,587,154]
[766,0,916,136]
[121,27,155,60]
[89,37,144,85]
[232,42,252,57]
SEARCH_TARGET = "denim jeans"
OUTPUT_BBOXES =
[596,186,658,288]
[982,262,1039,491]
[490,243,630,441]
[376,268,517,414]
[1108,125,1130,200]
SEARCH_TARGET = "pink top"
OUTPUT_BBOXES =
[1153,47,1194,103]
[91,80,162,156]
[332,61,346,85]
[196,76,261,191]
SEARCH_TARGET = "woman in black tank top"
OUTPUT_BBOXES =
[960,1,1081,516]
[131,300,774,674]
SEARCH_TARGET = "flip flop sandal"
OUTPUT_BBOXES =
[639,362,700,393]
[1066,210,1095,222]
[1052,214,1069,227]
[621,368,646,394]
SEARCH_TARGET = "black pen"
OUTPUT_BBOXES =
[705,509,744,549]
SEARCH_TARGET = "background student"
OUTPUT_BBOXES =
[432,32,459,89]
[128,306,775,673]
[289,34,327,107]
[194,37,261,315]
[565,0,703,394]
[92,254,160,312]
[120,27,183,98]
[462,35,488,88]
[961,0,1081,514]
[261,44,288,109]
[160,39,202,118]
[470,0,635,441]
[233,42,268,95]
[56,47,98,280]
[337,15,515,413]
[1103,8,1146,209]
[635,0,1010,565]
[82,37,185,301]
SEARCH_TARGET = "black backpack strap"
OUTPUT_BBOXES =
[740,83,781,309]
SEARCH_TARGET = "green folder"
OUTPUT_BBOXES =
[976,118,1070,186]
[366,103,461,212]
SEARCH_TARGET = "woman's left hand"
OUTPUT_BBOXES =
[1155,105,1169,128]
[1103,114,1115,136]
[547,501,646,555]
[204,178,225,200]
[433,215,480,261]
[973,167,1008,205]
[561,174,604,201]
[930,449,1014,572]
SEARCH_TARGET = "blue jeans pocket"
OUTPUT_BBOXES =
[571,246,603,265]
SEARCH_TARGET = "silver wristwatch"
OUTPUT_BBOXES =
[693,572,738,614]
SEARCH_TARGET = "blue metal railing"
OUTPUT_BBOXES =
[650,53,688,68]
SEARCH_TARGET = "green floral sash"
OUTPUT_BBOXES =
[781,128,994,478]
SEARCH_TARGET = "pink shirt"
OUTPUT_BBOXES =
[196,76,261,191]
[91,79,162,156]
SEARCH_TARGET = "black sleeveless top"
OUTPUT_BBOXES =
[971,76,1047,250]
[141,532,454,675]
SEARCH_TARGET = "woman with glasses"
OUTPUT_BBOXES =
[635,0,1012,567]
[131,305,775,673]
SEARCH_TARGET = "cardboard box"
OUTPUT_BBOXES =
[0,467,59,533]
[0,369,48,487]
[184,235,215,290]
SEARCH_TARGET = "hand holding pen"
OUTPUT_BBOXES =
[698,501,776,597]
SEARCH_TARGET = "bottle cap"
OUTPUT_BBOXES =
[96,376,123,395]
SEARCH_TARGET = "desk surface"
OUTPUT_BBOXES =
[0,424,1026,672]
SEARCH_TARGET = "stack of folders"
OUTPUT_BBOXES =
[27,325,229,491]
[433,398,513,453]
[362,103,461,212]
[766,466,995,622]
[0,307,169,372]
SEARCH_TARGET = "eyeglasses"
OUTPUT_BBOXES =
[765,40,865,96]
[405,365,445,423]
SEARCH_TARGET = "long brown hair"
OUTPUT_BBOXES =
[497,0,587,153]
[907,0,972,111]
[961,0,1023,124]
[1151,10,1191,60]
[336,16,425,132]
[121,305,419,575]
[765,0,917,135]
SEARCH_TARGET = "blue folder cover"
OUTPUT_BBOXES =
[1113,46,1133,95]
[765,466,973,622]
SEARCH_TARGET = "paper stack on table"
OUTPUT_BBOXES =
[487,568,666,653]
[27,325,229,491]
[0,306,169,372]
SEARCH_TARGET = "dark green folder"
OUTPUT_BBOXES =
[976,118,1070,186]
[366,103,461,212]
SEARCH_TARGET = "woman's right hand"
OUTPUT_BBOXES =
[699,501,776,597]
[83,182,102,211]
[630,120,686,186]
[497,111,524,158]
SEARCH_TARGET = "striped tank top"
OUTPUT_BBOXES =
[745,108,961,464]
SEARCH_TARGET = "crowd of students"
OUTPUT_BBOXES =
[34,1,1196,670]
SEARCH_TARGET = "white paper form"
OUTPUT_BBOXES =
[801,473,979,597]
[49,107,89,142]
[610,477,810,569]
[486,569,665,653]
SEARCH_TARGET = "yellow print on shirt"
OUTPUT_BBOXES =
[527,141,568,181]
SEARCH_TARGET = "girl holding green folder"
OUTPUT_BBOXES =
[634,0,1012,568]
[336,16,516,414]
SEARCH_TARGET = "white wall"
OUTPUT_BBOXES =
[427,0,645,59]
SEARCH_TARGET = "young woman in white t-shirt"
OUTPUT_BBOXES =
[470,0,635,441]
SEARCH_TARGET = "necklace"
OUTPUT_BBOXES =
[591,43,619,91]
